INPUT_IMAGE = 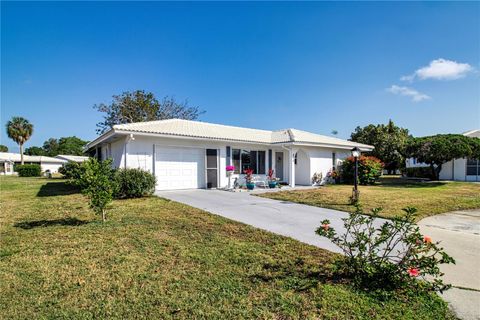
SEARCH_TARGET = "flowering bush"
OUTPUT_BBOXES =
[340,155,383,185]
[226,165,235,172]
[316,205,455,293]
[244,168,254,183]
[267,169,275,181]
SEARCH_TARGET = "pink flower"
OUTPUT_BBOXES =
[407,268,419,277]
[322,224,330,231]
[226,165,235,171]
[423,236,432,244]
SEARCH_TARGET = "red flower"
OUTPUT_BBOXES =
[407,268,419,277]
[423,236,432,244]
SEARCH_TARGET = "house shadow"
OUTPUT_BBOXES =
[14,217,90,230]
[36,182,79,197]
[377,181,446,188]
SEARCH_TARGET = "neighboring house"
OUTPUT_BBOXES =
[85,119,373,190]
[406,129,480,182]
[0,152,67,174]
[0,153,89,175]
[55,154,90,162]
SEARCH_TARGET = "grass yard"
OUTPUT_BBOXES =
[259,177,480,220]
[0,176,455,319]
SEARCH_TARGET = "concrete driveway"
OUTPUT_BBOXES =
[418,210,480,320]
[156,189,356,253]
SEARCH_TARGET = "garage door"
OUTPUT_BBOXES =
[155,146,206,190]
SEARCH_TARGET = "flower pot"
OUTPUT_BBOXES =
[246,182,255,190]
[268,181,277,188]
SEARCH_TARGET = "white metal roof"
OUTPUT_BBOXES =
[55,155,90,162]
[0,152,67,163]
[88,119,374,150]
[463,129,480,138]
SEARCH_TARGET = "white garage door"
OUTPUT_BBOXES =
[155,146,205,190]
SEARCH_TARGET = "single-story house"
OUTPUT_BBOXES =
[86,119,373,190]
[0,153,90,175]
[406,129,480,182]
[0,152,67,175]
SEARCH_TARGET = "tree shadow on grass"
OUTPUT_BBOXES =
[14,217,90,230]
[36,182,79,197]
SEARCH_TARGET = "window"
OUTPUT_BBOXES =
[466,158,480,176]
[232,149,266,174]
[332,152,336,169]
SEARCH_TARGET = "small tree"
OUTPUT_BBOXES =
[340,156,384,185]
[6,117,33,164]
[0,145,8,152]
[407,134,480,180]
[78,158,117,222]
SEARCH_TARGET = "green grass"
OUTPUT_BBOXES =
[259,176,480,220]
[0,176,456,319]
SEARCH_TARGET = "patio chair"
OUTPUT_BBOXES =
[252,175,268,188]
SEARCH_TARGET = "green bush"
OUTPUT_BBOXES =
[403,167,433,179]
[114,168,156,199]
[59,161,85,180]
[15,164,41,177]
[340,156,384,185]
[316,205,455,294]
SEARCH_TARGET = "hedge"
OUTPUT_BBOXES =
[16,164,41,177]
[114,168,156,199]
[340,156,384,185]
[403,167,433,179]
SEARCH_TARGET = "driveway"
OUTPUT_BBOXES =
[418,210,480,320]
[156,189,356,253]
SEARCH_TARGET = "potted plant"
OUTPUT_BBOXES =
[311,172,323,186]
[244,168,255,190]
[267,169,277,188]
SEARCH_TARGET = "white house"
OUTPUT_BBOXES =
[406,129,480,182]
[55,154,90,162]
[0,152,67,175]
[85,119,373,190]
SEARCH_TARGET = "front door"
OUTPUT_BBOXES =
[275,152,284,181]
[206,149,218,188]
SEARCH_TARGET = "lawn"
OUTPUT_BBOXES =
[259,177,480,220]
[0,176,455,319]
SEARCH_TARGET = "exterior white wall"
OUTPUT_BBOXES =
[110,139,125,168]
[40,162,64,173]
[299,147,348,185]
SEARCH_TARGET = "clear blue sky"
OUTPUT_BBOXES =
[2,1,479,152]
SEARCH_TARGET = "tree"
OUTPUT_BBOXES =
[42,138,60,156]
[0,145,8,152]
[56,136,88,155]
[406,134,480,180]
[78,158,117,222]
[350,120,410,174]
[6,117,33,164]
[94,90,204,134]
[25,146,46,156]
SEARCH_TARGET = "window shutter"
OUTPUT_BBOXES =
[268,149,273,170]
[226,146,231,165]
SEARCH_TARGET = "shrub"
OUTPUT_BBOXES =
[316,205,455,294]
[114,168,156,199]
[59,161,84,180]
[340,156,383,185]
[15,164,41,177]
[78,158,117,222]
[403,167,433,179]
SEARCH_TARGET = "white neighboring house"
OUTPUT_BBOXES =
[406,129,480,182]
[85,119,374,191]
[0,153,90,175]
[0,152,67,175]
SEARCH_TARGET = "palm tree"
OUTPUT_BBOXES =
[6,117,33,164]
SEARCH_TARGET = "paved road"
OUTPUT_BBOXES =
[418,210,480,320]
[156,189,479,319]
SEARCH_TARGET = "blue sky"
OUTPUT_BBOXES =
[2,1,479,151]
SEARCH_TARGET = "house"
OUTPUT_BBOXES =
[406,129,480,182]
[0,152,67,175]
[85,119,373,190]
[54,154,90,162]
